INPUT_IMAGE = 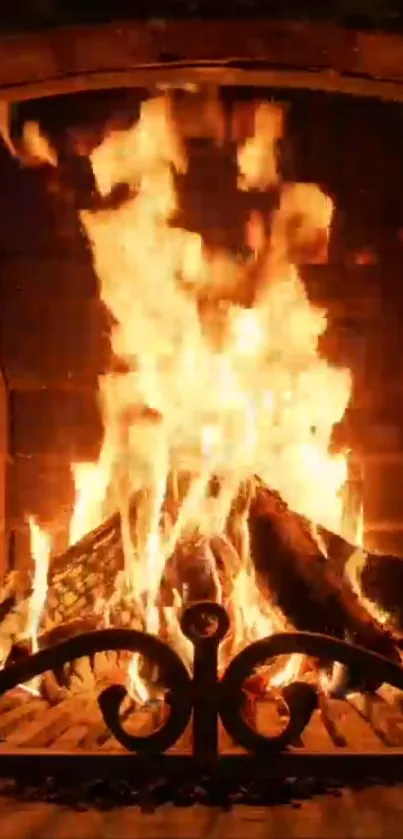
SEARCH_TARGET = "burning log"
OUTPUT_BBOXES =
[162,535,224,605]
[0,513,126,678]
[0,499,236,691]
[316,525,403,637]
[0,478,401,699]
[249,484,401,691]
[45,511,125,626]
[43,485,238,628]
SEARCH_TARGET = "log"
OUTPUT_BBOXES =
[0,510,129,661]
[162,534,226,605]
[316,524,403,637]
[249,483,400,690]
[0,506,234,695]
[45,510,125,626]
[7,505,234,634]
[44,487,234,625]
[0,478,400,700]
[249,485,340,636]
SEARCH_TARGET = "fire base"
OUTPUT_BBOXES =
[1,603,403,788]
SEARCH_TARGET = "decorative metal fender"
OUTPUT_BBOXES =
[1,601,403,758]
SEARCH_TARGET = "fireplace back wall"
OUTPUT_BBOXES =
[1,87,403,578]
[0,109,110,578]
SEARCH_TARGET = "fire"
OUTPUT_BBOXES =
[0,110,57,168]
[2,96,354,703]
[20,517,52,694]
[25,516,51,652]
[76,95,352,700]
[344,501,391,628]
[69,460,111,546]
[237,102,283,191]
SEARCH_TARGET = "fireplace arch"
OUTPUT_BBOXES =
[1,17,403,572]
[0,20,403,104]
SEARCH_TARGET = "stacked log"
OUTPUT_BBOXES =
[0,479,401,697]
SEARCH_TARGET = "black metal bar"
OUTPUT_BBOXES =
[0,627,193,754]
[181,602,229,764]
[1,611,403,769]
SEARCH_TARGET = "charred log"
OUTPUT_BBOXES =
[250,486,341,637]
[0,512,126,669]
[317,525,403,637]
[162,535,224,605]
[249,484,400,692]
[1,478,401,699]
[45,511,124,626]
[0,507,235,662]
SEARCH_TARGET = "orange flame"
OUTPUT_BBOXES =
[237,102,283,191]
[25,516,51,650]
[6,96,351,702]
[20,517,52,694]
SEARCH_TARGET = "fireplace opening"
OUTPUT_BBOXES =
[1,83,403,766]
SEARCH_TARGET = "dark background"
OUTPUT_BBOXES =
[0,1,402,33]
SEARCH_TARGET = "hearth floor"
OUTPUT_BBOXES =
[0,683,403,755]
[1,791,403,839]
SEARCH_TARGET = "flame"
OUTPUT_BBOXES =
[355,501,365,548]
[25,517,51,650]
[69,459,111,546]
[237,103,283,191]
[127,653,149,705]
[13,97,352,702]
[0,108,57,167]
[18,517,52,694]
[270,653,305,688]
[344,500,392,628]
[21,121,57,167]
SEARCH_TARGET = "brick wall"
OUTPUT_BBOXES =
[0,132,107,572]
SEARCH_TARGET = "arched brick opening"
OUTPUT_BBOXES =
[1,19,403,573]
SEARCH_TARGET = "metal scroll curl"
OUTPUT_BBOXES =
[219,631,403,753]
[0,628,193,754]
[3,615,403,756]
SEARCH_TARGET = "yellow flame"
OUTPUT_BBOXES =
[22,517,52,694]
[70,96,353,698]
[237,102,283,191]
[21,122,57,167]
[69,460,111,546]
[25,517,51,650]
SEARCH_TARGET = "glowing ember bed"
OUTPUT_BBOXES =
[2,18,403,791]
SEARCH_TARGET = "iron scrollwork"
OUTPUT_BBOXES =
[0,628,193,754]
[2,602,403,757]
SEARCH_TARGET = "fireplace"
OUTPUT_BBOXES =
[2,18,403,795]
